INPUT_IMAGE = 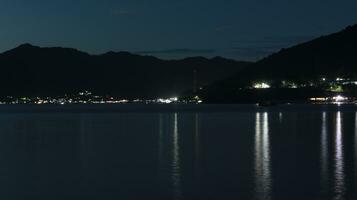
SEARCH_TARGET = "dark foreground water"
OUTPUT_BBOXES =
[0,104,356,200]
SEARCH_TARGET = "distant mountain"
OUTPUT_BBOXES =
[0,44,250,98]
[202,24,357,102]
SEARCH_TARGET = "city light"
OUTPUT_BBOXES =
[333,95,348,102]
[0,91,188,105]
[253,82,271,89]
[309,95,349,103]
[310,97,328,101]
[157,97,179,104]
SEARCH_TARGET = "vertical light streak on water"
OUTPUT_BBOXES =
[158,114,163,172]
[262,112,272,200]
[172,113,182,200]
[334,112,345,200]
[194,113,200,181]
[279,112,283,123]
[254,112,271,200]
[254,113,262,199]
[321,112,328,194]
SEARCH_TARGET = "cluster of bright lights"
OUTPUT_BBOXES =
[310,95,349,103]
[79,91,92,96]
[332,95,348,102]
[253,82,271,89]
[341,81,357,85]
[309,97,328,101]
[157,97,179,104]
[0,92,136,105]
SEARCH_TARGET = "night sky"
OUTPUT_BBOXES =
[1,0,357,61]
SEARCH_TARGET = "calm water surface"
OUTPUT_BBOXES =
[0,105,356,200]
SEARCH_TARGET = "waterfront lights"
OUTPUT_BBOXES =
[310,97,327,101]
[170,97,179,102]
[310,95,349,103]
[253,82,271,89]
[333,95,348,102]
[157,97,179,104]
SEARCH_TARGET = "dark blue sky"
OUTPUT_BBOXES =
[1,0,357,61]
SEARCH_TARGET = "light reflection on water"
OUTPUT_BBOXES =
[0,107,357,200]
[158,114,164,176]
[172,113,182,200]
[321,112,328,194]
[158,113,183,200]
[279,112,283,123]
[334,112,345,200]
[194,114,201,181]
[254,112,271,200]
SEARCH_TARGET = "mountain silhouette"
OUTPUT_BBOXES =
[233,24,357,84]
[0,44,250,98]
[203,24,357,102]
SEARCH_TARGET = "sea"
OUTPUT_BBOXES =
[0,104,356,200]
